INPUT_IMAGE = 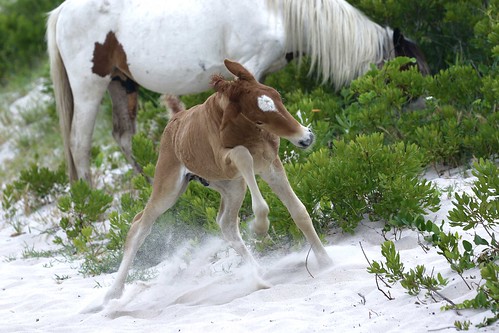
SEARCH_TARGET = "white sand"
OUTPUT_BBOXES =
[0,87,496,332]
[0,168,496,333]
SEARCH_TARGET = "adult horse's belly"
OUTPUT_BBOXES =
[127,58,226,95]
[115,0,284,94]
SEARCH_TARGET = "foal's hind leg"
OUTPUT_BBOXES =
[260,158,332,267]
[107,77,142,174]
[104,159,188,302]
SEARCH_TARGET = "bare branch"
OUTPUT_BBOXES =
[305,245,315,279]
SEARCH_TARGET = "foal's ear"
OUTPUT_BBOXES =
[224,59,256,82]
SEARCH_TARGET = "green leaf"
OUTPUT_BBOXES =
[462,240,473,252]
[81,226,93,239]
[474,234,490,246]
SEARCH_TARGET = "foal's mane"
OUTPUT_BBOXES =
[210,74,243,100]
[268,0,394,88]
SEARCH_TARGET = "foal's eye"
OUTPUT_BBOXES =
[256,121,263,125]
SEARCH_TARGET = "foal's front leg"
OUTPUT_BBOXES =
[209,179,259,267]
[224,146,270,235]
[260,158,332,267]
[210,179,270,288]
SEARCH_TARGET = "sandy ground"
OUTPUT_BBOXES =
[0,84,496,333]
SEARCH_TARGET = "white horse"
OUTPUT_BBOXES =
[47,0,429,183]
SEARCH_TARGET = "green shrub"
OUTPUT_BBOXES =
[285,132,440,234]
[330,57,499,166]
[448,159,499,251]
[370,159,499,328]
[265,58,331,94]
[335,57,428,141]
[349,0,491,70]
[132,132,157,179]
[54,180,114,275]
[367,241,448,298]
[16,163,67,203]
[135,99,169,144]
[428,65,483,108]
[0,163,67,214]
[0,0,64,84]
[174,182,221,233]
[106,174,151,255]
[472,0,499,62]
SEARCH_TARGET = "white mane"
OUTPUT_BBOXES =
[270,0,394,88]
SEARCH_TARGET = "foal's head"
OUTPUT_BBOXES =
[211,59,314,149]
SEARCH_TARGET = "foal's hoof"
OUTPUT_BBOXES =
[80,302,104,314]
[104,287,124,302]
[318,254,333,268]
[255,278,272,290]
[251,267,272,290]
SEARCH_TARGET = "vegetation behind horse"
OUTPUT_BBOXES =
[0,0,497,327]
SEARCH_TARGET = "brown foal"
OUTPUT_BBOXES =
[104,59,332,302]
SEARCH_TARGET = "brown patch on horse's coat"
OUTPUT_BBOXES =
[92,31,132,78]
[93,33,137,119]
[128,92,138,119]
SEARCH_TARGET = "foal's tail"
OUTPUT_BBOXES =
[46,5,77,182]
[161,94,186,117]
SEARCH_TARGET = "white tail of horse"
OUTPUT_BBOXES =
[46,7,77,181]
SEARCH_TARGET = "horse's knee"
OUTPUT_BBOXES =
[253,200,269,219]
[249,192,270,236]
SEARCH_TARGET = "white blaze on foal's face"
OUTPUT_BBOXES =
[257,95,277,112]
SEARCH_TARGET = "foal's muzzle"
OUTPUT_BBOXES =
[296,127,315,149]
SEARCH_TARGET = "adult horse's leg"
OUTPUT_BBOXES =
[224,146,270,235]
[69,77,110,184]
[260,158,332,267]
[107,77,142,174]
[104,153,188,302]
